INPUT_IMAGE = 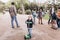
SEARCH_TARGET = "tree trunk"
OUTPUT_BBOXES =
[21,4,25,14]
[21,0,25,14]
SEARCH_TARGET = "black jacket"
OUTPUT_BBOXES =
[26,19,33,28]
[52,12,57,20]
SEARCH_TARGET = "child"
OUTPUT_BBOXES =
[25,16,34,38]
[38,9,43,24]
[32,10,36,24]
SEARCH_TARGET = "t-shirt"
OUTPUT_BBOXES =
[38,11,42,17]
[32,11,36,16]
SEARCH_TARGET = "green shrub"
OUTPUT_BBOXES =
[24,3,38,11]
[18,9,23,14]
[24,3,30,10]
[25,9,31,15]
[0,5,5,12]
[30,3,38,10]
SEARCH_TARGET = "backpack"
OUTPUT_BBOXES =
[9,6,16,16]
[9,7,15,13]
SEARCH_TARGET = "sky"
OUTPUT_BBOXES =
[0,0,57,4]
[0,0,47,3]
[0,0,9,3]
[29,0,47,3]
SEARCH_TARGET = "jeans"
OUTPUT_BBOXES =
[28,28,32,36]
[11,16,18,28]
[48,15,52,24]
[33,15,36,24]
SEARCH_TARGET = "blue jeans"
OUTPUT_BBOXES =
[11,16,18,28]
[28,28,32,36]
[33,15,36,24]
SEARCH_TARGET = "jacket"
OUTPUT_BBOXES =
[26,19,33,28]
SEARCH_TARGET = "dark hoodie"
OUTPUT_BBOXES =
[26,19,34,28]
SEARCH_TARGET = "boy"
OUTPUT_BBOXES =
[25,16,34,38]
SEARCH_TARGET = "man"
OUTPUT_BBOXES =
[48,6,55,24]
[9,2,19,28]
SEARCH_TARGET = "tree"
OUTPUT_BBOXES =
[0,1,5,12]
[7,0,29,14]
[20,0,29,14]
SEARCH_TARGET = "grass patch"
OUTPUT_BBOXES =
[43,13,49,20]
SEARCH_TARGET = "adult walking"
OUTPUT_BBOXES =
[9,2,19,28]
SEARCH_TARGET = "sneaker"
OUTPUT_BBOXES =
[41,23,43,25]
[17,26,20,28]
[12,27,14,28]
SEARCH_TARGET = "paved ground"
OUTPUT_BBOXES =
[0,12,60,40]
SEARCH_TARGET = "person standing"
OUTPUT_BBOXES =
[9,2,19,28]
[48,6,55,24]
[32,10,36,25]
[38,9,43,24]
[25,16,34,38]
